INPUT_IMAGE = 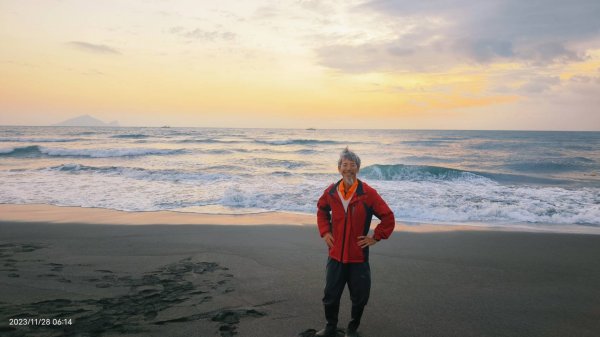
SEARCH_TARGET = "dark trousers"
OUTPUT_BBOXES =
[322,257,371,330]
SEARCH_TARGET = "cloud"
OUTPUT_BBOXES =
[315,37,462,73]
[570,74,600,85]
[515,77,600,130]
[4,60,39,68]
[66,41,121,55]
[314,0,599,72]
[570,75,593,83]
[297,0,336,14]
[253,5,280,19]
[364,0,600,41]
[517,76,561,94]
[169,27,236,42]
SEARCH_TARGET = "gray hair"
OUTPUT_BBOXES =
[338,147,361,169]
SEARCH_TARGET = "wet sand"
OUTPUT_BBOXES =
[1,208,600,336]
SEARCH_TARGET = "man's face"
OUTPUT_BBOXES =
[338,158,359,185]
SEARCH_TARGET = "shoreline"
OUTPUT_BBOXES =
[1,203,599,235]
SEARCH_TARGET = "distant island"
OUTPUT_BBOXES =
[53,114,120,127]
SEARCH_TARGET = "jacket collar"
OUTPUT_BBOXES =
[329,179,365,196]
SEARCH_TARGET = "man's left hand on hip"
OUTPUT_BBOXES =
[357,236,377,248]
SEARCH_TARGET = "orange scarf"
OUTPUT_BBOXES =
[338,179,358,201]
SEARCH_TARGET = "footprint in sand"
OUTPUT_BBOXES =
[298,328,347,337]
[211,308,266,337]
[0,256,272,337]
[46,263,64,272]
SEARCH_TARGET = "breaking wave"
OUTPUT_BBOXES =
[0,145,184,158]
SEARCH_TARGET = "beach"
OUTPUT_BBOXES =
[1,205,599,337]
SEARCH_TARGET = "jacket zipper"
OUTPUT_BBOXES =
[336,186,359,263]
[340,206,349,263]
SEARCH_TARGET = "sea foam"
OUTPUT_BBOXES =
[0,145,184,158]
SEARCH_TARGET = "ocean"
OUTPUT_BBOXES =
[1,126,599,231]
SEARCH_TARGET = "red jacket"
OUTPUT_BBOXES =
[317,179,395,263]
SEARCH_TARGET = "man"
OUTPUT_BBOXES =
[316,147,395,337]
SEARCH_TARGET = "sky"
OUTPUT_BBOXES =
[1,0,599,130]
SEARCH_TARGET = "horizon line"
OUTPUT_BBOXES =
[1,124,599,132]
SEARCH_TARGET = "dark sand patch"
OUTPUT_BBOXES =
[1,243,46,280]
[0,245,269,337]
